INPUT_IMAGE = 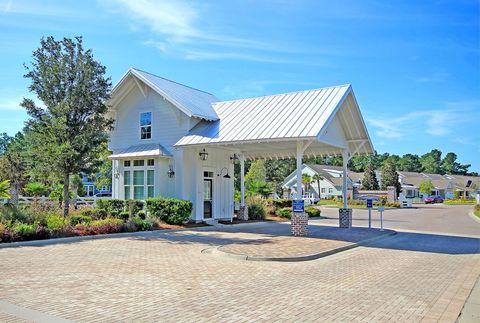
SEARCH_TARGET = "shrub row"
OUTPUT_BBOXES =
[145,197,192,225]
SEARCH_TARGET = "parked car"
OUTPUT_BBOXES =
[424,196,444,204]
[94,192,112,198]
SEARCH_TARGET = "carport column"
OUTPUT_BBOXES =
[238,154,248,220]
[292,141,308,236]
[339,149,352,228]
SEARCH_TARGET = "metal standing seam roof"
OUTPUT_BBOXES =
[175,84,353,146]
[113,68,220,121]
[108,144,172,160]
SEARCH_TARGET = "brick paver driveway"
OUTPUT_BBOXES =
[1,206,479,322]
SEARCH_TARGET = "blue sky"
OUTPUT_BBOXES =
[0,0,479,172]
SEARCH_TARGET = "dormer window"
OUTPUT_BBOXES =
[140,112,152,139]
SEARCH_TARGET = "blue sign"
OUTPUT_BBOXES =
[292,200,305,213]
[366,199,373,208]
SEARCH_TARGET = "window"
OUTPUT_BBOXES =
[140,112,152,139]
[147,159,155,166]
[204,171,214,178]
[124,171,131,199]
[147,170,154,198]
[133,160,144,167]
[124,160,131,167]
[133,170,145,200]
[321,188,326,193]
[328,188,333,193]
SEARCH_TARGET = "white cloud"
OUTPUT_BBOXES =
[366,101,480,140]
[1,0,74,17]
[416,72,449,83]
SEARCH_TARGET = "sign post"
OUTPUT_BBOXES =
[366,198,373,228]
[378,206,385,231]
[292,199,305,213]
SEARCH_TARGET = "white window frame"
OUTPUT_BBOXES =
[140,111,152,140]
[123,159,155,200]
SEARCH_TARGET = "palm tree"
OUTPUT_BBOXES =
[312,173,324,199]
[302,173,312,195]
[0,180,11,199]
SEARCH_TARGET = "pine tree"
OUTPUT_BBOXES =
[381,158,401,195]
[362,162,379,190]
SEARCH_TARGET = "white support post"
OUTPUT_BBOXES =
[240,154,245,207]
[296,142,303,199]
[342,149,349,209]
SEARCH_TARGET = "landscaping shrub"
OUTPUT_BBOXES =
[96,199,125,214]
[305,206,321,217]
[348,200,366,206]
[119,211,130,222]
[444,199,475,205]
[129,216,153,231]
[146,197,192,225]
[13,223,37,241]
[0,223,15,243]
[137,210,146,220]
[80,208,95,217]
[272,199,292,209]
[46,214,68,231]
[75,218,124,236]
[35,226,51,240]
[109,210,119,218]
[275,207,292,219]
[384,201,400,208]
[95,209,108,219]
[127,200,144,216]
[246,195,267,220]
[0,204,29,224]
[70,215,92,226]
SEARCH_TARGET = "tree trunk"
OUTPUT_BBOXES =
[10,184,19,205]
[63,172,70,217]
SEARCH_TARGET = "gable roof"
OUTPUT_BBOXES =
[176,84,373,153]
[112,68,220,121]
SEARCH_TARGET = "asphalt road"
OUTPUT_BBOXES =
[316,204,480,237]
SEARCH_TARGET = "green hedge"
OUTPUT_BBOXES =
[272,199,292,209]
[305,206,321,217]
[275,207,292,219]
[127,200,144,216]
[146,197,192,225]
[96,199,125,214]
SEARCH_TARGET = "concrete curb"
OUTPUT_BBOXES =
[469,211,480,224]
[204,230,397,262]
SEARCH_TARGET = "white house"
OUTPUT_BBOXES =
[107,68,374,227]
[282,164,363,199]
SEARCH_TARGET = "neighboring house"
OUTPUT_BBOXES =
[81,173,111,197]
[282,164,363,199]
[396,171,479,199]
[107,68,374,222]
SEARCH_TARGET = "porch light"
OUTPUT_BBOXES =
[113,167,120,179]
[167,166,175,178]
[218,167,231,179]
[199,148,208,161]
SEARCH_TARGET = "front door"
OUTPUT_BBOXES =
[203,178,213,219]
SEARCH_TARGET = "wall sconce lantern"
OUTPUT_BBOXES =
[199,148,208,161]
[167,166,175,178]
[230,154,237,163]
[114,167,120,179]
[217,167,231,179]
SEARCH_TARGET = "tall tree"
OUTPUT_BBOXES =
[312,173,324,198]
[0,151,28,204]
[441,152,470,175]
[398,154,422,172]
[244,160,266,190]
[0,133,13,155]
[302,173,312,192]
[0,180,10,198]
[21,36,112,216]
[94,142,113,190]
[420,149,442,174]
[381,158,401,195]
[419,179,434,196]
[362,162,379,190]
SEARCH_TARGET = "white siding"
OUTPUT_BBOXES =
[109,85,192,153]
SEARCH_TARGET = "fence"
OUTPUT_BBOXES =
[1,196,111,207]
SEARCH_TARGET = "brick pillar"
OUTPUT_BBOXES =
[238,206,248,221]
[291,212,308,236]
[387,186,396,202]
[339,208,352,228]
